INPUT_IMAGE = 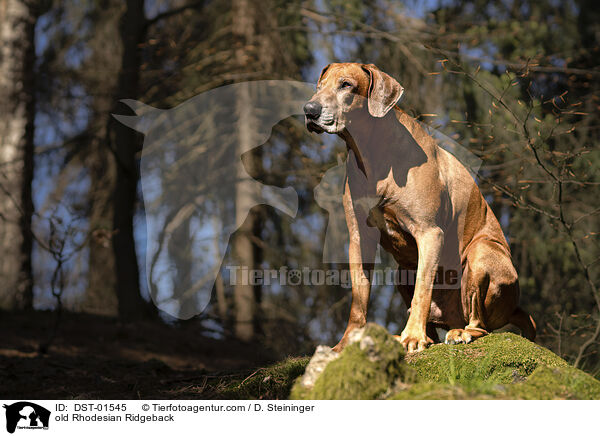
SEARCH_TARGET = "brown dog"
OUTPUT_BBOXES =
[303,63,536,353]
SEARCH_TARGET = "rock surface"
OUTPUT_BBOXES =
[290,323,600,400]
[296,345,340,390]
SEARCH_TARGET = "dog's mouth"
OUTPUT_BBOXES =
[305,112,336,134]
[320,113,335,125]
[306,120,325,133]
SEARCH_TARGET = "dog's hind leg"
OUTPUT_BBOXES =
[445,250,491,345]
[444,291,489,344]
[446,240,527,345]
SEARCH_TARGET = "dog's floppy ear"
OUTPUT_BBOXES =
[317,63,331,86]
[361,64,404,117]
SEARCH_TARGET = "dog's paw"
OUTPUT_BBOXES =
[395,330,433,353]
[444,329,473,345]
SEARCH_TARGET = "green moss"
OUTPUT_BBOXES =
[405,333,567,386]
[508,365,600,400]
[389,382,499,400]
[391,365,600,400]
[396,334,600,399]
[219,356,310,399]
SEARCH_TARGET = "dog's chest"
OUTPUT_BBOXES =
[367,203,418,268]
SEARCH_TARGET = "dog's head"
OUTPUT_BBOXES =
[304,63,404,134]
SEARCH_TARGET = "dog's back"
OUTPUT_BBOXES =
[392,108,510,260]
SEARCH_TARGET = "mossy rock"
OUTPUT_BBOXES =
[290,323,414,399]
[507,365,600,400]
[291,325,600,400]
[405,332,568,386]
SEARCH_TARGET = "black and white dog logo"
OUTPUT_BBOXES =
[3,402,50,434]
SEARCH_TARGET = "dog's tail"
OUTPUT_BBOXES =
[509,307,536,341]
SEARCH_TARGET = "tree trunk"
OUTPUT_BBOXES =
[85,124,119,316]
[108,0,153,320]
[231,0,263,341]
[0,0,36,310]
[83,4,121,316]
[232,73,262,341]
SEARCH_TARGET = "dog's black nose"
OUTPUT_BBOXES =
[303,101,322,119]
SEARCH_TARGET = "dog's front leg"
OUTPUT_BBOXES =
[398,227,444,352]
[332,180,377,353]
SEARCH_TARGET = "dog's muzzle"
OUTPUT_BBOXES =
[304,101,335,133]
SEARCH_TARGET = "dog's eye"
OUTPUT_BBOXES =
[340,81,353,89]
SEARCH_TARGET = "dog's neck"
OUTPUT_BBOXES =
[338,109,429,188]
[338,128,368,176]
[338,111,396,179]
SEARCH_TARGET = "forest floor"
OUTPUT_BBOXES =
[0,310,299,399]
[4,311,598,400]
